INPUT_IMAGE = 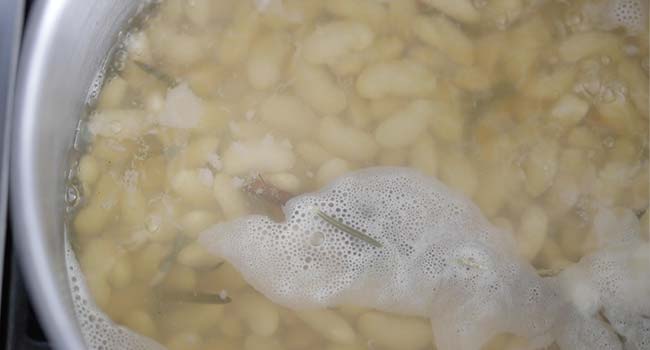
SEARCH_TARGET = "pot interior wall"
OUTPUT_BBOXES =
[13,1,148,349]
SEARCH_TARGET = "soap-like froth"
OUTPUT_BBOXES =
[200,167,562,350]
[65,241,165,350]
[587,0,649,34]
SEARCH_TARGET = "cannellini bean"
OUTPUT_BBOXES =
[267,172,302,193]
[369,97,409,120]
[549,94,589,127]
[217,2,260,65]
[331,36,405,76]
[108,255,132,289]
[357,312,432,350]
[87,109,152,140]
[87,277,111,309]
[98,77,128,109]
[413,15,475,65]
[163,265,198,292]
[475,32,506,75]
[125,30,152,64]
[180,210,219,238]
[213,173,248,220]
[317,158,351,186]
[219,316,245,338]
[356,60,437,99]
[183,0,213,27]
[618,59,649,117]
[284,324,319,350]
[296,309,356,344]
[293,61,348,116]
[524,141,559,197]
[596,96,642,136]
[302,21,374,65]
[422,0,480,24]
[566,127,601,149]
[326,345,366,350]
[222,137,296,175]
[474,167,508,218]
[409,137,437,177]
[133,242,172,280]
[238,291,280,337]
[297,141,333,167]
[180,137,220,168]
[375,100,433,149]
[536,239,572,271]
[194,100,230,136]
[166,332,202,350]
[523,65,576,100]
[247,31,291,89]
[78,155,100,186]
[147,23,205,68]
[164,304,225,335]
[325,0,388,31]
[453,65,491,91]
[387,0,418,37]
[81,238,119,277]
[229,121,269,141]
[178,242,223,269]
[503,17,550,83]
[123,310,157,338]
[429,100,465,143]
[379,149,407,166]
[318,117,378,162]
[92,137,136,164]
[558,31,620,62]
[171,169,216,207]
[544,174,580,218]
[244,335,283,350]
[260,95,319,139]
[200,262,248,291]
[440,151,478,197]
[517,205,548,261]
[73,174,120,236]
[120,188,147,227]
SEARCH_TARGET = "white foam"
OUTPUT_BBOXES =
[587,0,649,34]
[200,167,562,350]
[65,239,165,350]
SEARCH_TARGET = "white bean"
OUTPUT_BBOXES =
[413,15,475,65]
[524,140,559,197]
[318,117,378,162]
[302,21,374,65]
[558,31,620,63]
[440,151,478,197]
[213,173,248,220]
[357,312,432,350]
[356,60,437,99]
[247,31,291,90]
[244,335,283,350]
[98,77,128,109]
[177,242,223,269]
[108,255,132,289]
[260,95,319,139]
[267,172,302,194]
[422,0,480,24]
[375,100,433,149]
[317,158,351,186]
[78,155,100,186]
[166,332,202,350]
[409,137,437,177]
[296,309,356,344]
[123,310,157,338]
[171,169,216,207]
[87,109,151,140]
[325,0,388,31]
[222,138,296,175]
[120,187,147,227]
[517,205,549,261]
[297,141,333,167]
[73,174,120,237]
[180,210,219,238]
[217,2,260,65]
[238,291,280,337]
[549,94,590,127]
[293,61,348,116]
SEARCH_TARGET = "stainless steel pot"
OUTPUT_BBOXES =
[12,1,148,349]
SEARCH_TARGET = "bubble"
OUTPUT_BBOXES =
[309,232,325,246]
[66,184,80,207]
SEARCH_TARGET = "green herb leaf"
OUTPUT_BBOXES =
[316,209,382,248]
[159,291,232,304]
[133,60,178,88]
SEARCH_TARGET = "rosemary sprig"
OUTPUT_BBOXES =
[158,291,232,304]
[133,60,178,88]
[316,209,382,248]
